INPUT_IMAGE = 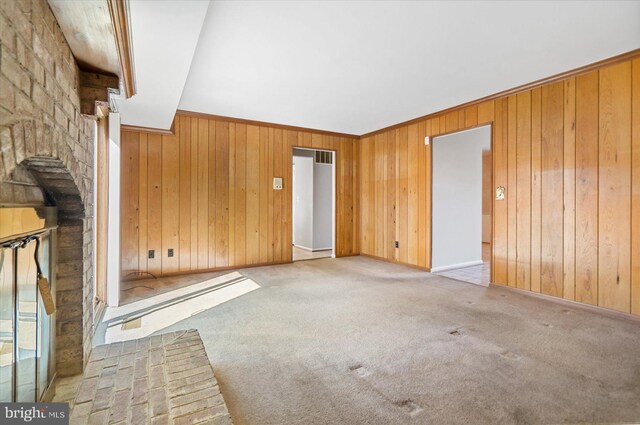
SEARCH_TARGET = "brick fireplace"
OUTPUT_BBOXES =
[0,0,105,381]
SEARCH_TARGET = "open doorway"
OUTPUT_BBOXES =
[292,148,335,261]
[430,125,491,286]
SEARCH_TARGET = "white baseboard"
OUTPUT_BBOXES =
[293,245,333,252]
[293,244,313,251]
[431,260,484,273]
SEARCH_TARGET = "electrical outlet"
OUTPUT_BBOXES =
[273,177,283,190]
[148,250,155,259]
[168,248,174,257]
[395,241,399,248]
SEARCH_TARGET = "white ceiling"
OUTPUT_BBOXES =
[119,1,640,135]
[115,0,210,129]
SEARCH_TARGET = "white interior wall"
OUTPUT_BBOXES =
[292,150,314,250]
[312,159,333,250]
[107,113,121,307]
[431,125,491,272]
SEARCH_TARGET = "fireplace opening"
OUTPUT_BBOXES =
[1,157,87,401]
[0,209,56,402]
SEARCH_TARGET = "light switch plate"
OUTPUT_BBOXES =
[273,177,283,190]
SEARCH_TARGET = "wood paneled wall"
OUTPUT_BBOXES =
[120,55,639,316]
[120,113,358,278]
[360,57,640,315]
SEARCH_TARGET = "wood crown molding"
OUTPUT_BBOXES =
[121,120,176,136]
[361,48,640,138]
[107,0,136,98]
[175,110,360,139]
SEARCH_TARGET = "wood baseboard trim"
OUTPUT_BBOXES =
[360,253,430,271]
[121,259,294,281]
[489,283,640,323]
[335,253,360,258]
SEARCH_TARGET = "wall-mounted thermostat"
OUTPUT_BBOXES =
[273,177,283,190]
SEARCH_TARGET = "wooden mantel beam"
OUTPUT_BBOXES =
[79,71,119,116]
[107,0,136,98]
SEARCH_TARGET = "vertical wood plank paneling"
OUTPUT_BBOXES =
[179,116,191,272]
[632,59,640,315]
[407,123,419,265]
[343,138,356,255]
[336,139,346,256]
[378,134,386,258]
[369,136,376,255]
[530,88,542,293]
[575,71,599,305]
[216,121,229,267]
[189,118,198,270]
[138,133,148,274]
[353,138,360,254]
[147,134,163,276]
[246,125,260,264]
[417,121,427,267]
[235,124,247,265]
[197,119,209,269]
[516,91,531,290]
[283,130,296,261]
[228,123,236,266]
[493,99,508,284]
[540,82,564,297]
[478,100,495,124]
[360,137,370,254]
[563,78,577,300]
[161,133,180,274]
[273,129,283,262]
[465,105,478,128]
[336,141,349,255]
[207,121,216,269]
[507,95,517,287]
[119,55,639,316]
[445,111,457,133]
[375,134,384,257]
[386,130,396,260]
[457,109,465,129]
[598,62,631,312]
[267,129,275,262]
[398,126,408,263]
[120,131,139,275]
[259,127,269,263]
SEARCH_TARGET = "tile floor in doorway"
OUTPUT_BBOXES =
[435,243,491,286]
[292,246,332,261]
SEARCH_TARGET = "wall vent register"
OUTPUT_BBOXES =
[315,151,333,164]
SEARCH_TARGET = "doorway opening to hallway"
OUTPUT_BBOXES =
[431,125,492,286]
[292,148,336,262]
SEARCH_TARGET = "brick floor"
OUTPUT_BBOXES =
[52,330,232,425]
